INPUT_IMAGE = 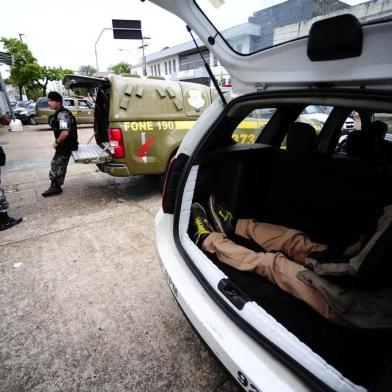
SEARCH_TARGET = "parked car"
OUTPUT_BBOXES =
[14,101,37,125]
[154,1,392,392]
[299,105,355,134]
[35,96,95,124]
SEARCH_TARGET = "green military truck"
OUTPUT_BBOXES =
[63,74,265,178]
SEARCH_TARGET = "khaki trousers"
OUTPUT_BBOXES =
[202,219,342,323]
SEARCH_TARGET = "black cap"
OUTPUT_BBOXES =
[47,91,63,102]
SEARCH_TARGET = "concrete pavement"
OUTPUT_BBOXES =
[0,125,239,391]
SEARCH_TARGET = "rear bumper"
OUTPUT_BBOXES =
[155,209,307,392]
[102,162,131,177]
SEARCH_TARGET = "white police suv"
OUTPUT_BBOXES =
[154,1,392,391]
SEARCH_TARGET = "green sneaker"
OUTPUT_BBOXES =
[208,194,235,236]
[191,203,213,246]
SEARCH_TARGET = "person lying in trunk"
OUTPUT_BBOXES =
[191,194,392,330]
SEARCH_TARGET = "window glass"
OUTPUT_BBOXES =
[373,113,392,137]
[195,0,391,55]
[36,98,48,108]
[232,108,276,144]
[63,99,75,107]
[78,100,89,108]
[296,105,333,134]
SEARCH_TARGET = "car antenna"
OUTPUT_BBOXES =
[186,25,227,106]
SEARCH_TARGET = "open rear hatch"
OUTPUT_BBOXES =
[63,75,112,164]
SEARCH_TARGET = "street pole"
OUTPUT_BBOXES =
[95,28,111,72]
[138,37,150,77]
[142,37,146,76]
[95,27,144,72]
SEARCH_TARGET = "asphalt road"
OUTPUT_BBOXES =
[0,125,239,392]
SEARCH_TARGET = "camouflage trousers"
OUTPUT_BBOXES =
[49,152,70,186]
[0,168,9,213]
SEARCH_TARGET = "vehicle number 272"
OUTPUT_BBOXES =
[237,371,260,392]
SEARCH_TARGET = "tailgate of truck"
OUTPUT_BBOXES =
[72,144,112,164]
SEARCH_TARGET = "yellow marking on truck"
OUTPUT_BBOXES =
[237,119,267,129]
[123,121,197,132]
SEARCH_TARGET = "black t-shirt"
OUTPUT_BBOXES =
[49,107,78,155]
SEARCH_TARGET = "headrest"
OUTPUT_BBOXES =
[346,130,376,157]
[369,121,388,140]
[286,122,316,154]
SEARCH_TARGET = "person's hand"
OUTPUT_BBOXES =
[53,142,58,149]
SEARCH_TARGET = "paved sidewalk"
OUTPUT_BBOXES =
[0,126,238,391]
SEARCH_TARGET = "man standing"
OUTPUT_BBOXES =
[0,107,23,230]
[42,92,78,197]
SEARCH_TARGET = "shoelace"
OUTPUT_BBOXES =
[194,217,210,243]
[218,209,232,223]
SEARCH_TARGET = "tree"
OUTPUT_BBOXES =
[1,37,73,99]
[1,38,37,99]
[36,66,73,97]
[77,65,97,76]
[109,61,131,75]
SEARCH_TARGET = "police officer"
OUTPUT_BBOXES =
[42,92,78,197]
[0,107,23,230]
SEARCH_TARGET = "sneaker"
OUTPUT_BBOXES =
[191,203,213,246]
[208,194,235,236]
[0,216,23,231]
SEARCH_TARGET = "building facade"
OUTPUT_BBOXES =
[130,0,392,87]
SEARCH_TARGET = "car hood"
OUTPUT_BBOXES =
[150,0,392,94]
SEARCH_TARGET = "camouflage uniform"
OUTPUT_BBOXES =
[0,106,9,213]
[49,153,70,186]
[48,108,78,186]
[0,168,9,213]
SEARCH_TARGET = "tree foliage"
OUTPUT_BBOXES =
[1,37,73,99]
[77,65,97,76]
[109,61,131,75]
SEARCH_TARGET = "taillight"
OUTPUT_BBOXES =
[162,154,188,214]
[108,128,125,159]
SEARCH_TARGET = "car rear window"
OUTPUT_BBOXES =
[195,0,392,55]
[232,108,276,144]
[36,98,48,108]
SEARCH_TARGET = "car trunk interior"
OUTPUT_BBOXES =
[185,93,392,390]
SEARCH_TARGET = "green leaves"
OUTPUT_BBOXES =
[109,61,131,75]
[1,37,73,99]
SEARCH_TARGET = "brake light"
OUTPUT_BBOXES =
[108,128,125,159]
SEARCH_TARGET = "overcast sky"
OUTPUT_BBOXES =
[1,0,368,75]
[1,0,188,73]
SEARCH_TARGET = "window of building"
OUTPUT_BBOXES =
[179,50,210,71]
[165,62,168,75]
[169,61,172,74]
[150,66,153,75]
[173,60,176,72]
[158,64,161,76]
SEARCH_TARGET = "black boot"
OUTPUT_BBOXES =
[42,181,62,197]
[0,212,23,231]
